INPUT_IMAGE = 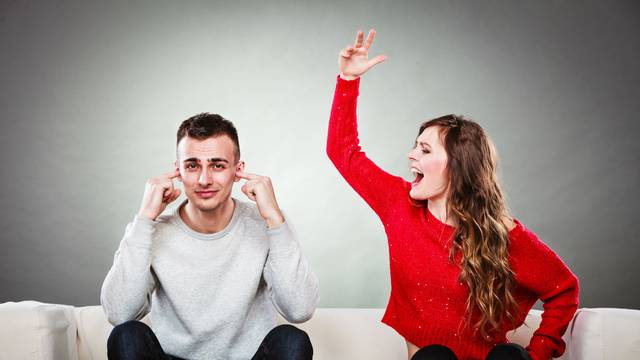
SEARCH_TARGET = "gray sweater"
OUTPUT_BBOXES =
[100,198,319,360]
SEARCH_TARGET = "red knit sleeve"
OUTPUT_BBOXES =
[509,222,580,360]
[326,75,407,220]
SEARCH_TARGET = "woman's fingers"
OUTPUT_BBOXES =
[364,29,376,50]
[340,29,384,79]
[366,54,387,69]
[340,46,355,58]
[354,30,364,48]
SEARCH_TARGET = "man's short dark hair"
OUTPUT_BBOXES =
[176,113,240,162]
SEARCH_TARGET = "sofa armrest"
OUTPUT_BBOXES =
[0,301,78,360]
[569,308,640,360]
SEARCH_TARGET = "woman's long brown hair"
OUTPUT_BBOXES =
[418,114,518,340]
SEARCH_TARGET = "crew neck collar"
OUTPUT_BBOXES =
[172,198,242,241]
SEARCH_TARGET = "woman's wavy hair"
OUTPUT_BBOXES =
[417,114,518,340]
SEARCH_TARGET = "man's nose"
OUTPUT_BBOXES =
[198,168,213,185]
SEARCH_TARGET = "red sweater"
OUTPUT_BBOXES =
[326,76,579,360]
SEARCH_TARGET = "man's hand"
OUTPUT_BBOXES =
[339,29,387,80]
[137,169,181,221]
[236,170,284,228]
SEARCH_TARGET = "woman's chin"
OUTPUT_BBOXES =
[409,188,428,201]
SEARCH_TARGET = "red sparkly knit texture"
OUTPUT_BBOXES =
[326,76,579,360]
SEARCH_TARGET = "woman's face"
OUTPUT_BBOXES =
[407,125,450,201]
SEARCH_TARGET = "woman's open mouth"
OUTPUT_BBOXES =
[411,168,424,187]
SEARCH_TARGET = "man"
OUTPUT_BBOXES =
[101,113,319,360]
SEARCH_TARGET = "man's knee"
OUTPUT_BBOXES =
[267,324,313,355]
[108,320,152,346]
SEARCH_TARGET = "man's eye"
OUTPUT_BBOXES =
[186,163,198,169]
[214,164,225,169]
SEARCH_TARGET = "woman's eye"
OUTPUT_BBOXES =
[421,149,430,154]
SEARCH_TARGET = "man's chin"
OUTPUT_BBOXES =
[187,193,230,212]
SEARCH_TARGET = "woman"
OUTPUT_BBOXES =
[326,30,579,360]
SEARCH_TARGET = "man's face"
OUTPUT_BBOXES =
[175,135,243,212]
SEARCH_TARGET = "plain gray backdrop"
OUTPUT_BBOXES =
[1,0,638,309]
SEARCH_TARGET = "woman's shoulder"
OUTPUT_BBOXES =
[507,218,578,299]
[508,218,540,247]
[504,216,517,232]
[507,219,566,269]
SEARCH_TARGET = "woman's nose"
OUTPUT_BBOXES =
[407,148,418,161]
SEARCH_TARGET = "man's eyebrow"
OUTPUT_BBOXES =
[182,157,230,163]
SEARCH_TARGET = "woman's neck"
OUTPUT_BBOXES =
[427,195,457,227]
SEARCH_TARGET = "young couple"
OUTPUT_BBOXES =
[101,30,578,360]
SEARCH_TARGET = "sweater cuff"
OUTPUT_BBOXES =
[336,75,360,95]
[267,220,299,254]
[526,337,554,360]
[125,215,156,248]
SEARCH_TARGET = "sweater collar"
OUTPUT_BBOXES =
[422,205,525,238]
[172,198,243,241]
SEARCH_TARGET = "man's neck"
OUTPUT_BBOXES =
[179,197,236,234]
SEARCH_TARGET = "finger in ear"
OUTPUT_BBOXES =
[172,188,181,200]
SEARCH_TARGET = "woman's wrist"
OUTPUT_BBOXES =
[339,73,359,81]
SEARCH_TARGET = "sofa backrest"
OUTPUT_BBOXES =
[4,301,640,360]
[72,306,550,360]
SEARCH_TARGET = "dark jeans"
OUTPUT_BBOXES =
[411,343,532,360]
[107,321,313,360]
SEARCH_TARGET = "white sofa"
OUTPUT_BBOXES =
[0,301,639,360]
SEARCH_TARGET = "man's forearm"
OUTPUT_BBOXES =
[100,215,157,325]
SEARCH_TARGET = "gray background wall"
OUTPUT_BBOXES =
[1,0,638,309]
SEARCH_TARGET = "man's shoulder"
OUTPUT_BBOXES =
[234,199,265,224]
[151,212,180,233]
[234,199,292,233]
[234,199,293,235]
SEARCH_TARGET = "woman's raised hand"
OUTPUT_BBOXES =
[339,29,387,80]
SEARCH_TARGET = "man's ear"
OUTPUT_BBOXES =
[174,161,182,182]
[234,160,245,182]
